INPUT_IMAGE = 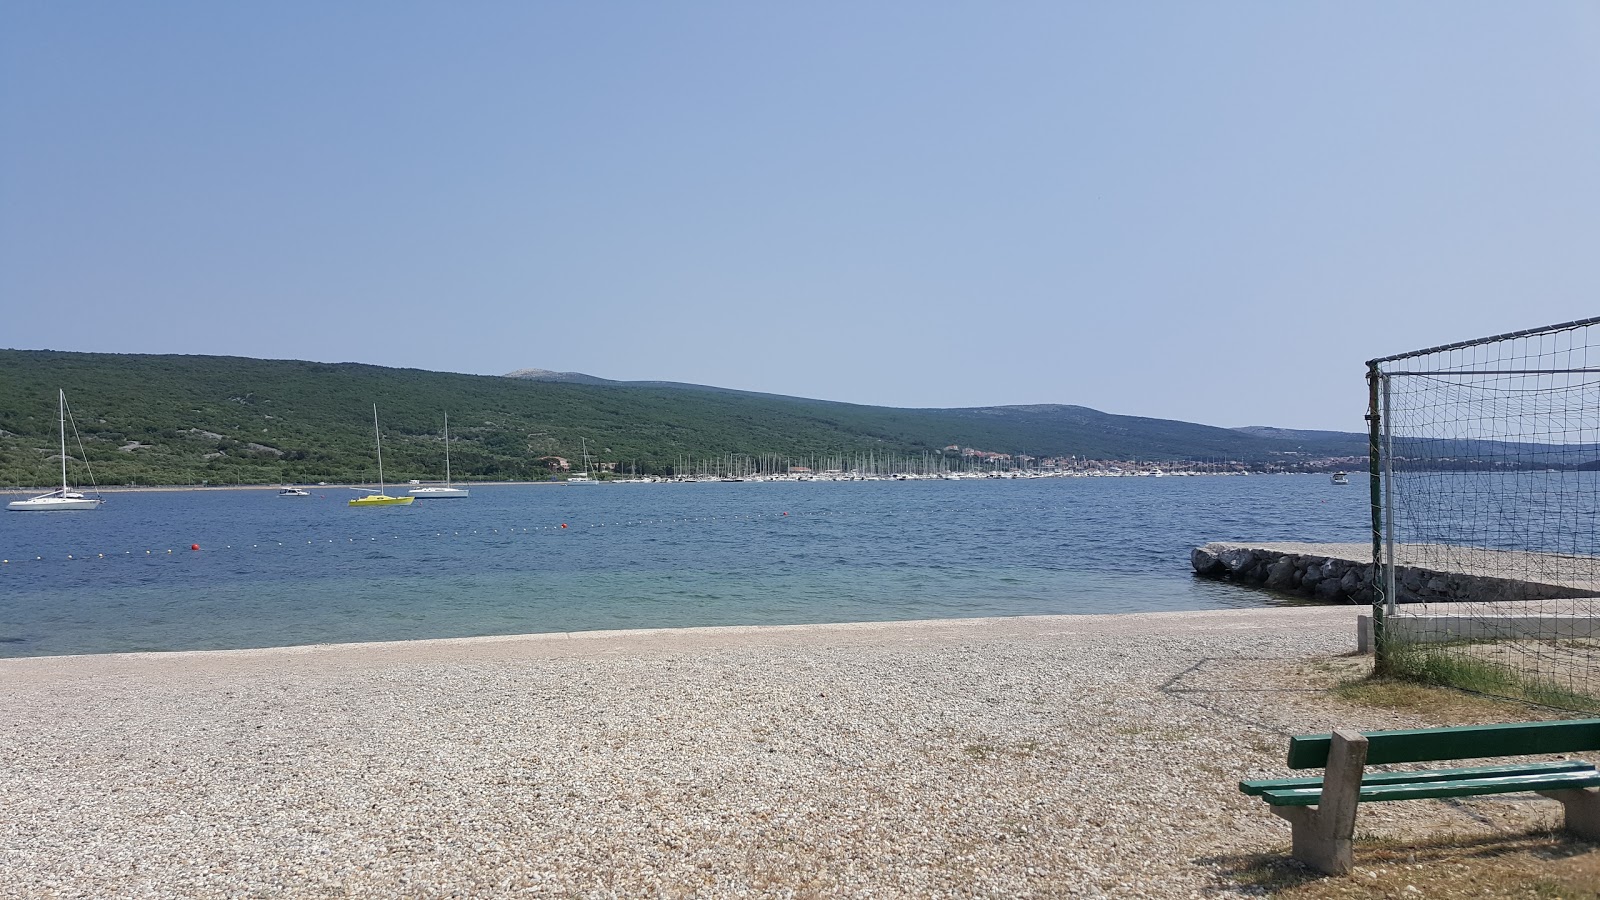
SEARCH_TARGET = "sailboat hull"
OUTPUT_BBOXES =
[408,487,469,498]
[8,495,103,511]
[349,494,415,507]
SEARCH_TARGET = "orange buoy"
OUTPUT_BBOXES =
[191,544,200,551]
[560,523,568,529]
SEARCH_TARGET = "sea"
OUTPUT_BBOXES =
[0,474,1369,658]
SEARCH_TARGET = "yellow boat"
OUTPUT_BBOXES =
[349,492,414,507]
[349,404,415,508]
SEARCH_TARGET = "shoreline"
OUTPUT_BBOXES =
[0,479,574,496]
[0,604,1360,660]
[0,605,1348,668]
[0,471,1335,495]
[14,603,1518,900]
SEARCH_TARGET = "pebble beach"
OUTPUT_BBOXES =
[0,605,1568,898]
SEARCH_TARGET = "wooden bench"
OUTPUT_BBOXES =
[1239,719,1600,874]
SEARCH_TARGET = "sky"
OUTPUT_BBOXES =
[3,3,1598,432]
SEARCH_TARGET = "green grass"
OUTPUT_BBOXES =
[1380,644,1600,713]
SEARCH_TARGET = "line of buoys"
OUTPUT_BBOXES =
[2,510,826,568]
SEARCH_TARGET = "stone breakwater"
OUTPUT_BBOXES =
[1191,541,1600,605]
[1192,543,1375,603]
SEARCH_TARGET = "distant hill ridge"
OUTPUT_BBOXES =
[503,368,617,385]
[0,349,1368,487]
[505,367,784,398]
[504,370,1354,427]
[1233,425,1365,442]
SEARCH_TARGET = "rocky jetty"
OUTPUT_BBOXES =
[1191,541,1600,605]
[1192,543,1374,602]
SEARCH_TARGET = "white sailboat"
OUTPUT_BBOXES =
[349,405,414,507]
[410,412,469,499]
[8,390,104,511]
[567,437,597,483]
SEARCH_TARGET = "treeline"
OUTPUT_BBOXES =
[0,350,1366,487]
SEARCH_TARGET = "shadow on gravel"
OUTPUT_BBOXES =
[1200,830,1600,898]
[1157,656,1335,741]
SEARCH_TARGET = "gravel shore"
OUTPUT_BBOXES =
[0,606,1563,898]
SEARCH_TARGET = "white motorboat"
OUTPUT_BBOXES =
[410,412,469,499]
[8,390,104,511]
[1331,472,1350,485]
[277,487,312,497]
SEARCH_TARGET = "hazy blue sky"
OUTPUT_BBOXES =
[4,3,1597,431]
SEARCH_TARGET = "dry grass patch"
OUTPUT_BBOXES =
[1282,652,1543,722]
[1216,830,1600,898]
[1315,651,1592,725]
[1330,676,1556,724]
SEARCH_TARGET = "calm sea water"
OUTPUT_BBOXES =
[0,475,1368,657]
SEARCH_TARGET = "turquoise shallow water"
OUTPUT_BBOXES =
[0,475,1368,656]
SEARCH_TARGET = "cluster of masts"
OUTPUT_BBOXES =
[648,468,1222,483]
[659,451,1251,481]
[585,452,1254,483]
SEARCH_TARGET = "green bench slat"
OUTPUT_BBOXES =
[1286,718,1600,769]
[1239,760,1594,796]
[1258,769,1600,807]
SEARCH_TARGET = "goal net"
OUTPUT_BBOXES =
[1371,317,1600,709]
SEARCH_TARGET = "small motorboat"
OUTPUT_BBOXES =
[277,487,312,497]
[1330,472,1350,485]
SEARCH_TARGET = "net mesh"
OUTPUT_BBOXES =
[1373,317,1600,709]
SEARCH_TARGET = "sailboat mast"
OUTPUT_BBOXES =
[58,389,68,491]
[373,404,385,491]
[443,412,451,486]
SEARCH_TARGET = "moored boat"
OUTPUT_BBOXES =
[566,437,598,483]
[350,492,415,507]
[408,486,468,498]
[350,405,415,507]
[8,390,103,512]
[409,412,468,499]
[8,488,103,511]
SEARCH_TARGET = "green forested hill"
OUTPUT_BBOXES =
[0,350,1364,486]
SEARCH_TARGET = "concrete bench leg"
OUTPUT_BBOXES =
[1537,787,1600,840]
[1270,729,1369,875]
